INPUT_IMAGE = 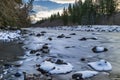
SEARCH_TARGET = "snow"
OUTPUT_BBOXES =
[44,25,120,32]
[96,47,104,52]
[49,63,73,74]
[40,61,55,72]
[40,61,73,74]
[75,70,99,78]
[0,30,21,42]
[88,60,112,71]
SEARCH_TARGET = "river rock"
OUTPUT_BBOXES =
[72,71,98,79]
[70,33,76,35]
[41,45,50,53]
[48,37,52,41]
[41,31,47,34]
[57,34,65,38]
[14,72,22,77]
[55,59,67,65]
[36,33,41,37]
[92,46,108,53]
[79,37,87,41]
[72,73,84,80]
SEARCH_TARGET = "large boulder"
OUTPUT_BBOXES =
[40,59,73,74]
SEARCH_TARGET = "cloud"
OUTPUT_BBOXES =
[33,5,48,12]
[34,0,78,4]
[49,0,77,4]
[33,8,63,21]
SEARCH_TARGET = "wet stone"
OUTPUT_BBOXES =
[36,64,41,67]
[57,34,65,38]
[30,50,38,54]
[79,37,87,41]
[90,37,97,40]
[37,68,47,74]
[29,33,35,36]
[55,59,67,65]
[72,73,84,80]
[36,33,41,37]
[14,72,22,77]
[41,31,47,34]
[41,49,50,53]
[36,53,41,56]
[80,58,86,62]
[48,37,52,41]
[65,36,71,38]
[4,64,11,69]
[65,46,71,48]
[70,33,76,35]
[42,45,49,49]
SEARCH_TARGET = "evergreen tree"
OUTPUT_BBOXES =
[39,0,119,26]
[62,8,68,25]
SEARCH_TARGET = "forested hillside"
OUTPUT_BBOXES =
[37,0,120,26]
[0,0,34,28]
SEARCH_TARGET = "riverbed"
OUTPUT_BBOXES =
[0,27,120,80]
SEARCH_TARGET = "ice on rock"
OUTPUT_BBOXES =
[88,60,112,71]
[73,70,98,79]
[92,46,108,53]
[40,61,55,72]
[40,61,73,74]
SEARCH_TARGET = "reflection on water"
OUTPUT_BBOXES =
[97,32,120,74]
[0,42,24,64]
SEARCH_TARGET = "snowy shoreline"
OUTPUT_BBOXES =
[32,25,120,32]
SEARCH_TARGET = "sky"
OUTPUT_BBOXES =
[26,0,78,21]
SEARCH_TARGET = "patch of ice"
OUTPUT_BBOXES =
[75,70,98,78]
[88,60,112,71]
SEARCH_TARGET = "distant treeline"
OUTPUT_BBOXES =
[38,0,119,26]
[0,0,34,28]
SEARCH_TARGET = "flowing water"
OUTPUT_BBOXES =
[0,28,120,80]
[0,42,24,63]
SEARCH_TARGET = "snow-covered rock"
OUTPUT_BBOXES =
[41,44,50,53]
[40,61,55,72]
[88,60,112,71]
[40,60,73,74]
[49,63,73,74]
[72,71,98,79]
[92,46,108,53]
